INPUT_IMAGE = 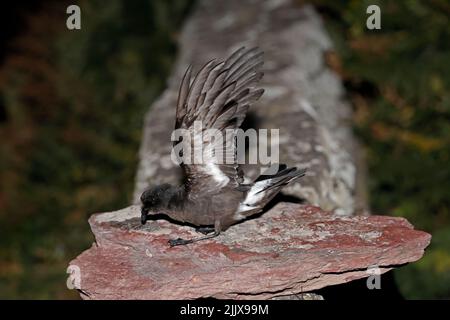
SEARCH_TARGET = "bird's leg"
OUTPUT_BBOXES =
[168,231,220,247]
[141,207,148,225]
[169,221,221,247]
[196,226,215,235]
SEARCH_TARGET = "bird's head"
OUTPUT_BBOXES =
[140,183,173,224]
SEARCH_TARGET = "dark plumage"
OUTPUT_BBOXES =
[140,47,306,246]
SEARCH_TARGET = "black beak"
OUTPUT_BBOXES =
[141,207,148,225]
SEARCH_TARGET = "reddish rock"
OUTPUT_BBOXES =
[69,202,431,299]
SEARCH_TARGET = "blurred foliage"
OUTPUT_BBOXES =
[0,0,194,298]
[312,0,450,298]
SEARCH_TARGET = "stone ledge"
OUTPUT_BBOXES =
[69,202,431,299]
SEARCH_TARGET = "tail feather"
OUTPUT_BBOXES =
[255,167,305,194]
[237,164,306,217]
[254,164,289,182]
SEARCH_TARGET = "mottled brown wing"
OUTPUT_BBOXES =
[174,47,264,197]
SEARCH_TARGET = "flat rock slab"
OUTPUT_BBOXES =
[69,202,431,299]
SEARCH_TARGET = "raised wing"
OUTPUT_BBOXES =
[174,47,264,197]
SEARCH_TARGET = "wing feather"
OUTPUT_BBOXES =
[186,59,216,116]
[175,65,192,128]
[174,47,265,195]
[226,51,264,83]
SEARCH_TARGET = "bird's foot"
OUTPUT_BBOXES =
[141,207,148,225]
[196,226,215,235]
[168,238,192,247]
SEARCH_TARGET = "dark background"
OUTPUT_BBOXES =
[0,0,449,299]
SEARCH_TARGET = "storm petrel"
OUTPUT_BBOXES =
[140,47,306,246]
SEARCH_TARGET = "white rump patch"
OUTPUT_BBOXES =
[236,179,271,216]
[200,163,230,188]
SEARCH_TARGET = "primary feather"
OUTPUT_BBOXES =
[175,47,265,196]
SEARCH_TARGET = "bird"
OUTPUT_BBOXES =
[140,47,306,246]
